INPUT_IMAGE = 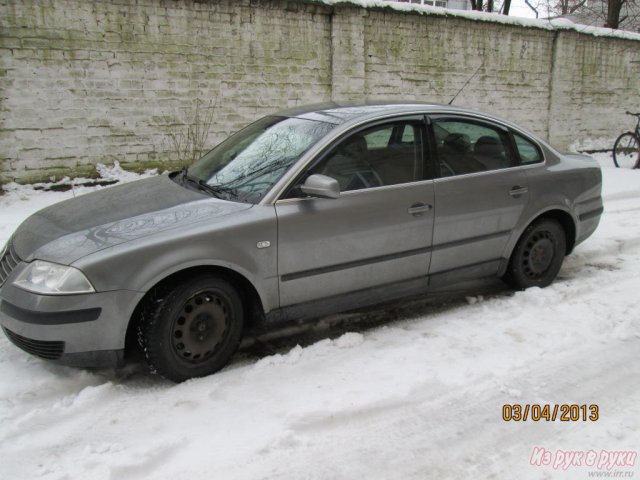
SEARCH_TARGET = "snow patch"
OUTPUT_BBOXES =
[254,344,305,368]
[1,151,640,479]
[95,161,159,183]
[334,331,365,348]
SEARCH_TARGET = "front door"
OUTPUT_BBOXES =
[275,118,435,307]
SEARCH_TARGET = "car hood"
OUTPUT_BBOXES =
[11,175,251,265]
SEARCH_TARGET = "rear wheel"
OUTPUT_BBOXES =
[504,218,566,290]
[613,132,640,169]
[138,275,244,382]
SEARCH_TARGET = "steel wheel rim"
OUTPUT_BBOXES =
[522,231,554,278]
[171,290,231,364]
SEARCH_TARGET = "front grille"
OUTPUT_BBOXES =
[0,241,21,287]
[2,327,65,360]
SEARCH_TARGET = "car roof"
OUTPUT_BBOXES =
[274,101,551,151]
[275,101,498,125]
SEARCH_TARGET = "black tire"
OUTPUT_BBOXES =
[504,218,566,290]
[138,275,244,382]
[613,132,640,169]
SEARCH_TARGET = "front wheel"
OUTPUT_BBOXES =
[504,218,566,290]
[138,275,244,382]
[613,132,640,169]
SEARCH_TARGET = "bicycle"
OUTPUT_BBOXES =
[613,111,640,169]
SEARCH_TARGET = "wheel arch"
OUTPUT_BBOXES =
[500,207,577,276]
[533,208,577,254]
[124,265,265,358]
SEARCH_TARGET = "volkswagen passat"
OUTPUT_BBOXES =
[0,103,603,381]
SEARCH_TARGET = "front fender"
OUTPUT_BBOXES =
[135,258,277,314]
[72,205,279,314]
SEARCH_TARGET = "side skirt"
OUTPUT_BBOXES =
[429,259,503,288]
[257,258,506,331]
[263,276,430,329]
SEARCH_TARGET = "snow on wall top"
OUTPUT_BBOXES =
[317,0,640,42]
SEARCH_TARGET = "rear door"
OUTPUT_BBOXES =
[428,116,529,284]
[275,117,435,307]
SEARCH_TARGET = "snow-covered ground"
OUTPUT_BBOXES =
[0,155,638,480]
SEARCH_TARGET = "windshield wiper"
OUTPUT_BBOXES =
[180,168,237,199]
[216,156,294,191]
[198,179,238,199]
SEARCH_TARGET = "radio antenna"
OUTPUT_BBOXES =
[448,60,485,105]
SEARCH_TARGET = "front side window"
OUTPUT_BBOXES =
[433,119,516,177]
[187,116,334,203]
[309,121,424,192]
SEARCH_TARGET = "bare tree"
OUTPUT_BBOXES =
[469,0,513,14]
[524,0,587,17]
[159,98,217,165]
[582,0,640,30]
[524,0,640,30]
[524,0,542,17]
[560,0,589,14]
[470,0,509,13]
[604,0,635,28]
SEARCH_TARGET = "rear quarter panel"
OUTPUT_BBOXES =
[503,147,602,260]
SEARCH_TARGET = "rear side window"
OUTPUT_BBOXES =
[432,119,516,177]
[513,133,543,164]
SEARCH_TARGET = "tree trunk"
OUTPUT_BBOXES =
[503,0,512,14]
[605,0,624,28]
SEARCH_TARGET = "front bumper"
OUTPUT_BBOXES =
[0,279,143,368]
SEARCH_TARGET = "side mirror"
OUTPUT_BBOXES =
[300,174,340,199]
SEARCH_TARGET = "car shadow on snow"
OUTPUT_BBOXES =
[86,244,610,385]
[238,277,511,360]
[83,277,513,385]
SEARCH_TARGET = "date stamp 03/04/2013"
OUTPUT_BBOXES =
[502,404,599,422]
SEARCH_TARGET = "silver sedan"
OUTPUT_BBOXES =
[0,103,603,381]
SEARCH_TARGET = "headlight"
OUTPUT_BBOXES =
[14,260,95,295]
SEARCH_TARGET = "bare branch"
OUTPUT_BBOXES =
[524,0,540,17]
[568,0,587,14]
[157,98,218,166]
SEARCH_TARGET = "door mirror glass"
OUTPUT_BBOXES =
[300,174,340,199]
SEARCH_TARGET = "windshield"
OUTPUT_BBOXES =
[186,116,334,203]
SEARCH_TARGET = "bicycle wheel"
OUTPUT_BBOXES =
[613,132,640,168]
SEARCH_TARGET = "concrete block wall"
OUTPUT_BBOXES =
[0,0,333,182]
[361,11,556,140]
[0,0,639,183]
[547,32,640,149]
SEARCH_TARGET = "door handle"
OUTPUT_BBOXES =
[509,186,528,197]
[407,203,433,216]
